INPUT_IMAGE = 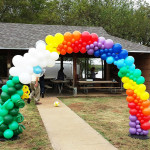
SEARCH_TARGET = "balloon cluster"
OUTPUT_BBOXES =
[0,76,25,139]
[56,31,99,55]
[9,40,59,84]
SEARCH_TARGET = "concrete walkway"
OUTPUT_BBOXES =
[37,97,118,150]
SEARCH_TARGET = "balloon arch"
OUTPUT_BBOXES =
[0,31,150,139]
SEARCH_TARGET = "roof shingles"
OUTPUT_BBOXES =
[0,23,149,52]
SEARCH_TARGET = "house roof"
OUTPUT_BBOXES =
[0,22,149,52]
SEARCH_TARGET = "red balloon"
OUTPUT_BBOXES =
[141,122,150,130]
[128,103,136,109]
[91,33,98,42]
[143,116,150,122]
[75,41,79,46]
[81,31,91,42]
[78,44,82,49]
[73,47,79,53]
[80,47,86,54]
[129,109,137,115]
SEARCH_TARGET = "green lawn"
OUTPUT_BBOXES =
[0,101,53,150]
[61,96,150,150]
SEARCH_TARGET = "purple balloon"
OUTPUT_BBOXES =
[137,129,142,133]
[140,132,143,135]
[87,49,94,55]
[129,115,137,122]
[93,42,98,46]
[136,132,140,135]
[129,121,136,128]
[129,128,136,134]
[98,42,102,48]
[101,45,105,49]
[143,130,149,136]
[136,120,140,125]
[90,44,94,49]
[94,46,99,51]
[104,39,114,49]
[98,37,105,44]
[136,125,140,129]
[86,45,90,50]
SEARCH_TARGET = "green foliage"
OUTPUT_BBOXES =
[0,0,150,46]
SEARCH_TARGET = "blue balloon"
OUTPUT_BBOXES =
[112,53,116,57]
[119,49,128,59]
[114,55,119,61]
[33,66,42,74]
[99,49,104,54]
[129,64,135,71]
[94,50,100,57]
[125,56,134,66]
[104,49,108,53]
[117,59,125,69]
[106,56,114,64]
[101,54,107,60]
[108,48,113,53]
[107,53,111,56]
[112,43,122,53]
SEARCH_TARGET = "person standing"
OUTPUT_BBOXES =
[90,67,97,80]
[39,74,45,98]
[28,75,41,105]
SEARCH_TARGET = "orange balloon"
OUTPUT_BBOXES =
[73,31,81,41]
[67,47,73,54]
[126,96,134,103]
[58,43,64,49]
[60,49,66,55]
[143,108,150,116]
[142,100,150,108]
[67,42,71,46]
[64,32,73,41]
[71,38,75,43]
[63,40,67,45]
[63,45,68,50]
[126,89,134,96]
[57,47,60,51]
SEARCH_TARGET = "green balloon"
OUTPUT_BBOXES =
[9,108,19,116]
[3,114,13,124]
[9,121,18,130]
[0,123,7,132]
[9,76,13,80]
[133,69,142,78]
[14,83,23,90]
[12,76,20,84]
[13,124,25,136]
[118,71,124,78]
[11,94,21,103]
[0,108,8,116]
[6,80,15,87]
[14,113,24,123]
[3,129,13,139]
[1,92,10,102]
[0,99,4,105]
[0,116,3,122]
[136,76,145,84]
[16,89,23,96]
[15,99,25,108]
[7,87,17,95]
[120,66,128,75]
[2,85,8,93]
[0,131,3,137]
[5,101,14,110]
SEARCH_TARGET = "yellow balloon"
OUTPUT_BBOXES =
[45,35,55,44]
[55,33,64,43]
[140,92,149,100]
[121,77,129,83]
[123,83,130,89]
[138,84,146,92]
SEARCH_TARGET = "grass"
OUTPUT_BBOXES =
[61,96,150,150]
[0,100,53,150]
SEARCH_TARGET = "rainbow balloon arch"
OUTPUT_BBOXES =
[0,31,150,140]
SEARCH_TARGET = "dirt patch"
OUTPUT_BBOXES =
[69,102,84,112]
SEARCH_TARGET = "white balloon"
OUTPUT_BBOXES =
[47,60,55,67]
[28,57,39,67]
[24,66,33,74]
[9,67,20,76]
[39,60,48,68]
[19,73,32,84]
[12,55,23,66]
[36,40,46,51]
[28,48,36,56]
[50,52,59,61]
